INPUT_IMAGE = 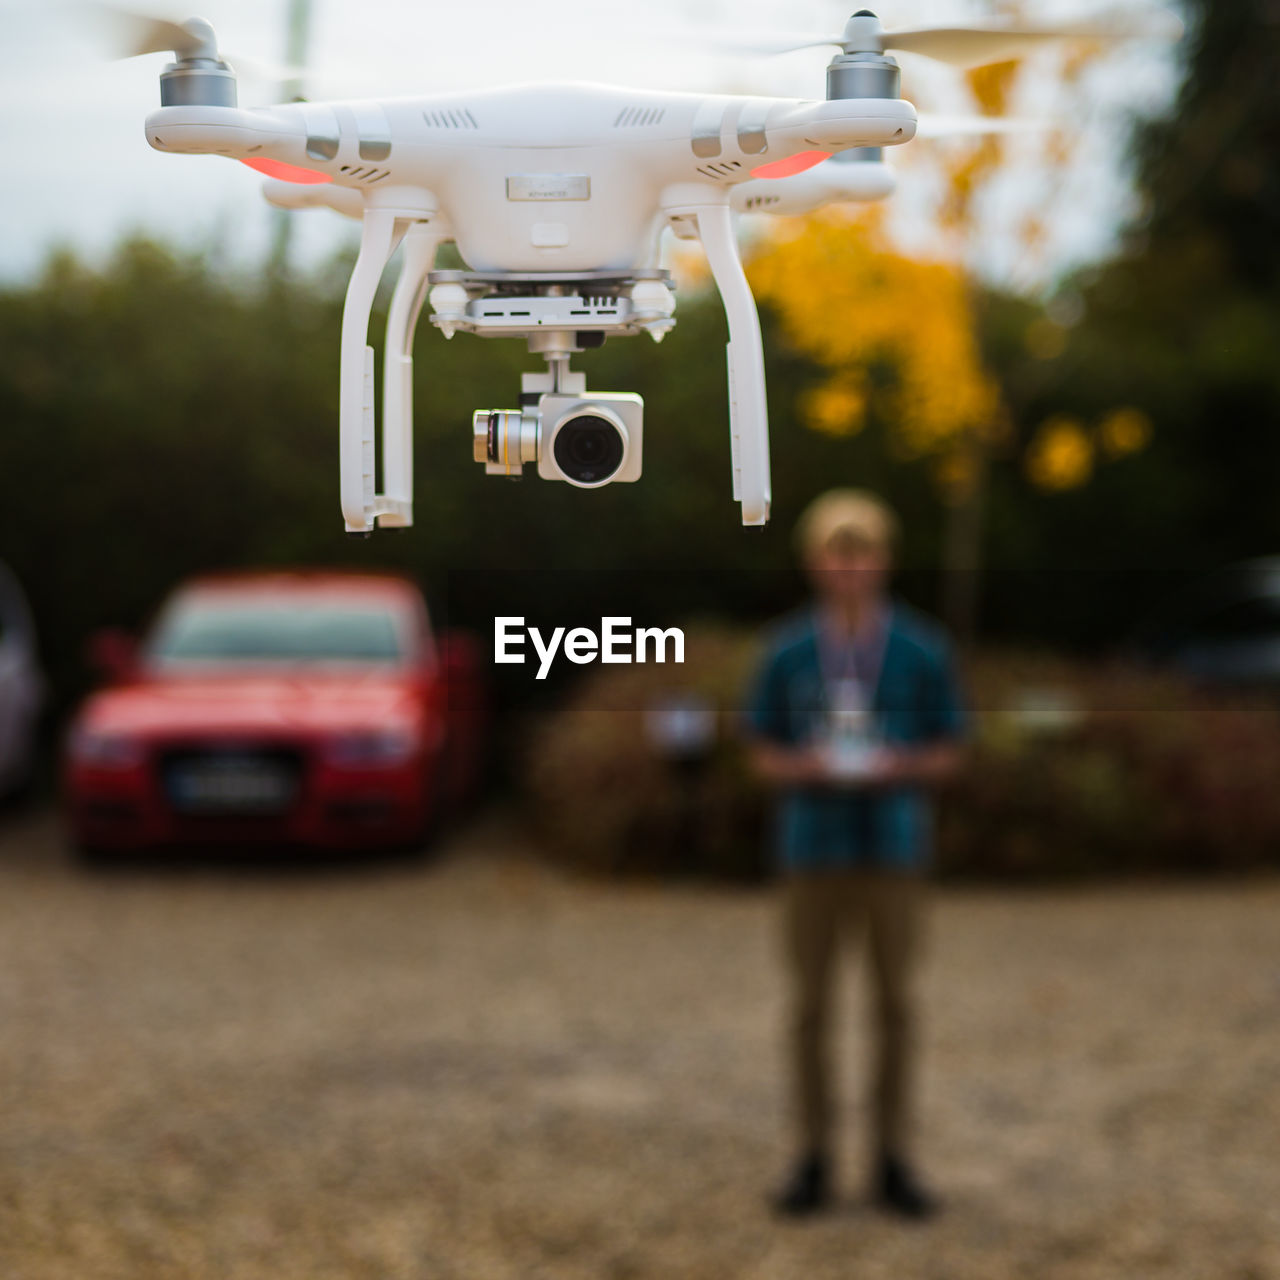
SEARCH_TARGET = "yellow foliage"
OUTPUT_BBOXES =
[747,214,1000,459]
[1026,416,1095,490]
[940,144,1002,232]
[966,61,1019,116]
[933,61,1017,233]
[733,0,1138,503]
[1099,407,1154,458]
[800,374,869,436]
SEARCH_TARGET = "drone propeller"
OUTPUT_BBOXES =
[83,3,307,84]
[715,6,1184,69]
[914,112,1050,139]
[85,3,220,59]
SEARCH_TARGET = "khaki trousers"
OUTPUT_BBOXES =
[783,869,925,1159]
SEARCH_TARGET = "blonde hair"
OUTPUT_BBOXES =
[795,488,899,560]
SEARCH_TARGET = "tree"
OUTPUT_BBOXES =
[1013,0,1280,587]
[740,25,1158,639]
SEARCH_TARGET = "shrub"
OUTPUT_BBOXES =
[522,626,768,880]
[946,652,1280,875]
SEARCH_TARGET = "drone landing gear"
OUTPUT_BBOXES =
[336,204,770,530]
[668,201,772,528]
[341,212,443,534]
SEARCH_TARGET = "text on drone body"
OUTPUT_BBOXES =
[493,617,685,679]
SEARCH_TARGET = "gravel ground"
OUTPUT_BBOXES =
[1,808,1278,1280]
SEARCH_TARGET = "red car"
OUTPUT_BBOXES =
[65,571,484,854]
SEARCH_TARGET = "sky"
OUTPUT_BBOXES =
[0,0,1186,289]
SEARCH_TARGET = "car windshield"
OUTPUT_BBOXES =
[149,599,406,667]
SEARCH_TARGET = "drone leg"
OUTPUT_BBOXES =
[691,203,772,527]
[340,208,409,533]
[380,223,443,528]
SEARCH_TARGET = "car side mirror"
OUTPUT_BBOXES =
[87,628,139,684]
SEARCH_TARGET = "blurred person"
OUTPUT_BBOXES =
[744,490,967,1219]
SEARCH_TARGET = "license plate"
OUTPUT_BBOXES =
[167,757,296,815]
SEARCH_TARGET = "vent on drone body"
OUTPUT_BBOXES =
[422,108,480,130]
[695,160,744,181]
[338,164,392,184]
[613,106,666,128]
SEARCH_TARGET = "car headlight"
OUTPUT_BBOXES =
[69,729,145,769]
[324,729,418,768]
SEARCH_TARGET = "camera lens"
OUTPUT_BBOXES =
[473,409,534,475]
[553,414,626,486]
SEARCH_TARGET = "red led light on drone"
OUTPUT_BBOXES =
[750,151,833,180]
[239,158,331,184]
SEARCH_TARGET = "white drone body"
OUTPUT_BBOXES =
[129,8,1176,533]
[147,78,913,532]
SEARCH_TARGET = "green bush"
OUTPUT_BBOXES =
[523,629,1280,879]
[943,652,1280,875]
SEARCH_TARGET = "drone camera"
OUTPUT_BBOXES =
[473,392,643,488]
[543,396,642,488]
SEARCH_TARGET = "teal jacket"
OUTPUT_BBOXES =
[745,603,967,871]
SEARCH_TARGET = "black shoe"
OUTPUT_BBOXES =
[875,1153,938,1220]
[772,1152,832,1217]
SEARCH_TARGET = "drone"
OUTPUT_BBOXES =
[119,6,1177,533]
